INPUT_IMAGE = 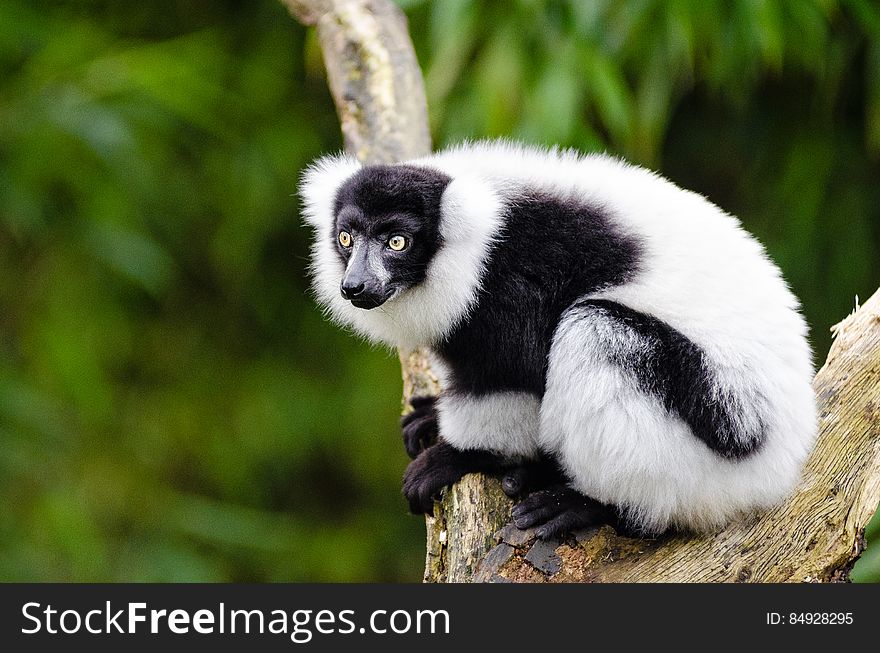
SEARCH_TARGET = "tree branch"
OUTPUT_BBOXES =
[283,0,430,163]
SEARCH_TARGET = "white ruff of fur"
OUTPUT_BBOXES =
[300,141,818,533]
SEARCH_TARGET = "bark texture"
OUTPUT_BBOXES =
[283,0,430,164]
[287,0,880,582]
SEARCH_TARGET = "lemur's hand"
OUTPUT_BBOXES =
[402,440,512,515]
[400,395,439,459]
[402,441,467,514]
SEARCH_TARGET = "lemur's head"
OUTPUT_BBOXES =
[331,165,450,309]
[300,152,502,348]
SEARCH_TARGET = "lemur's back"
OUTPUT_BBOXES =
[422,141,807,352]
[421,141,814,420]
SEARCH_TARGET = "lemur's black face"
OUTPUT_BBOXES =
[332,164,450,309]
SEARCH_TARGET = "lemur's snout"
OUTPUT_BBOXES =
[346,290,389,309]
[340,280,365,300]
[341,243,392,309]
[340,276,388,310]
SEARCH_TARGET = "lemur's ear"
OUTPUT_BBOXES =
[439,174,503,243]
[299,153,361,229]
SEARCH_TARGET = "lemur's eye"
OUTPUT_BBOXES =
[388,235,407,251]
[338,231,352,248]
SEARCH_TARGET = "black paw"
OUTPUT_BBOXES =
[501,454,568,498]
[401,395,439,459]
[511,485,611,540]
[402,443,467,515]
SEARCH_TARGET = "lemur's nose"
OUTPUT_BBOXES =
[340,281,366,300]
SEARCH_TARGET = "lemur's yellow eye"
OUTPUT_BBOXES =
[338,231,352,248]
[388,235,407,251]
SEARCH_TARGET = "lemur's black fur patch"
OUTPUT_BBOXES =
[436,190,642,397]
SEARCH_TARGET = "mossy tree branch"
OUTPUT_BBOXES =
[282,0,430,164]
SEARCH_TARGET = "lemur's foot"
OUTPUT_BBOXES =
[512,485,612,540]
[401,395,439,459]
[501,454,568,498]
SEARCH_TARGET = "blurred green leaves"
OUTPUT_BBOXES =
[0,0,417,582]
[1,0,879,582]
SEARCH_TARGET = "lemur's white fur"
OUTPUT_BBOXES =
[439,392,542,459]
[301,141,817,532]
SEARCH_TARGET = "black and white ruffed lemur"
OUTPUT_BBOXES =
[300,141,817,539]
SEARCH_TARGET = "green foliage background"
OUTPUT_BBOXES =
[1,0,878,582]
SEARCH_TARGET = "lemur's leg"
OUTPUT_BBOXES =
[400,395,439,459]
[403,391,542,515]
[404,446,572,516]
[534,300,768,537]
